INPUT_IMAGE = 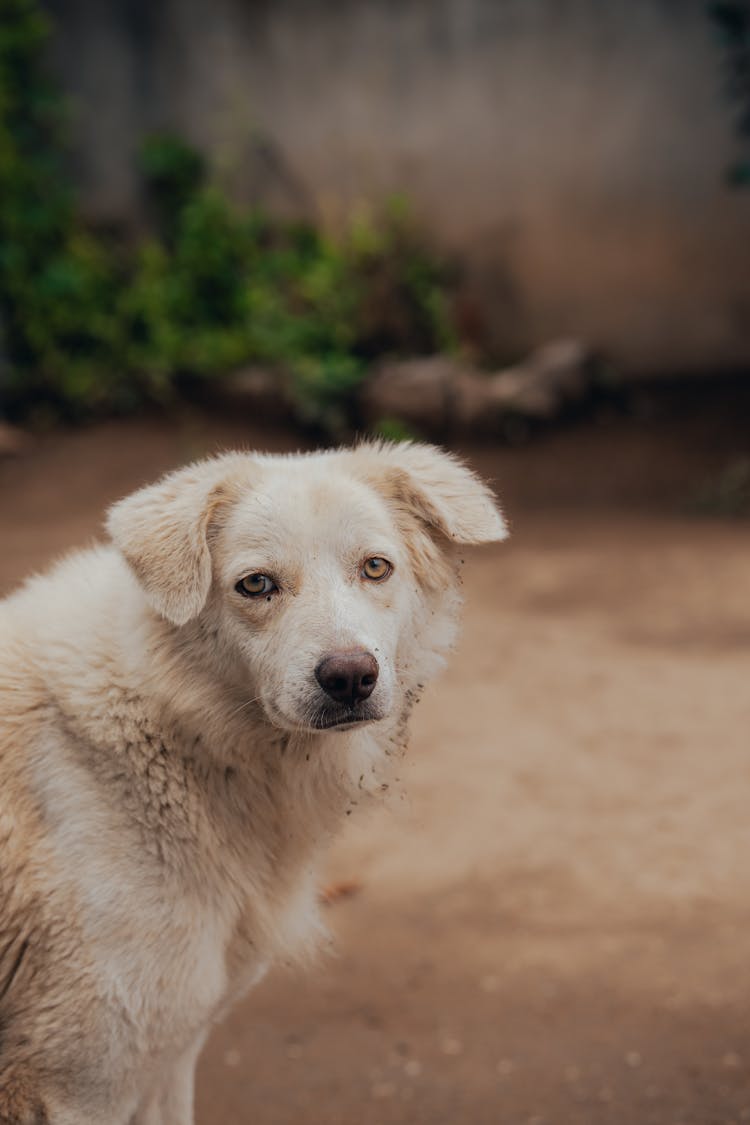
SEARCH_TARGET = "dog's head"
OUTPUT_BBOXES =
[107,443,507,734]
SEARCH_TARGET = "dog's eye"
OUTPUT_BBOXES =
[361,557,392,582]
[236,574,277,598]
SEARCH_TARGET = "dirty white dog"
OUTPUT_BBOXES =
[0,442,507,1124]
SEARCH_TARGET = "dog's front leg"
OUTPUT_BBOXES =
[131,1031,207,1125]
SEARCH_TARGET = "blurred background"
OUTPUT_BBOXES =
[2,1,750,1122]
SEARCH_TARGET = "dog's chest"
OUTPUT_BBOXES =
[120,842,316,1051]
[105,862,312,1049]
[35,711,325,1058]
[32,736,249,1043]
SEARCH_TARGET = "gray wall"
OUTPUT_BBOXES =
[45,0,750,374]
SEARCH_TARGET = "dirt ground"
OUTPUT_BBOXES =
[1,389,750,1124]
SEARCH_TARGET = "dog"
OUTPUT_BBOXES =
[0,441,507,1124]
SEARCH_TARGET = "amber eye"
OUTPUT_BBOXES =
[236,573,277,598]
[361,557,392,582]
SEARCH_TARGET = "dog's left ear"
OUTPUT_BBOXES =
[107,457,241,626]
[367,442,509,544]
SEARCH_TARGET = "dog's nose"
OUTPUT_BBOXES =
[315,651,379,706]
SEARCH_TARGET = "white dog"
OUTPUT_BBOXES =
[0,442,507,1124]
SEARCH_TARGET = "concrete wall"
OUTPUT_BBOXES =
[43,0,750,374]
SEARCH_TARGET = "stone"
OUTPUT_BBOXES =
[362,340,592,434]
[361,356,460,432]
[486,340,590,419]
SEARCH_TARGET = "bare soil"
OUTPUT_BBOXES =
[1,391,749,1124]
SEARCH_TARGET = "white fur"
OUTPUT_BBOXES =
[0,442,506,1124]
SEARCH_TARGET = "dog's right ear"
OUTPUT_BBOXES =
[106,457,243,626]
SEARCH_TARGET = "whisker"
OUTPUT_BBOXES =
[226,694,263,722]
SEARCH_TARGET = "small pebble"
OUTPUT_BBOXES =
[497,1058,516,1076]
[723,1052,742,1069]
[441,1037,463,1056]
[404,1060,422,1078]
[625,1050,642,1068]
[224,1048,241,1067]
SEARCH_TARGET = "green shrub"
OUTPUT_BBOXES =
[0,0,457,431]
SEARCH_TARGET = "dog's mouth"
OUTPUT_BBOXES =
[262,697,383,734]
[310,707,381,731]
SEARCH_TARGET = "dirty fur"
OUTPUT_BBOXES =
[0,442,507,1124]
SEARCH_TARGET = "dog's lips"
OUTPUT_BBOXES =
[311,709,381,732]
[260,696,383,734]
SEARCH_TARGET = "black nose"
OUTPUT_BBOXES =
[315,650,379,706]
